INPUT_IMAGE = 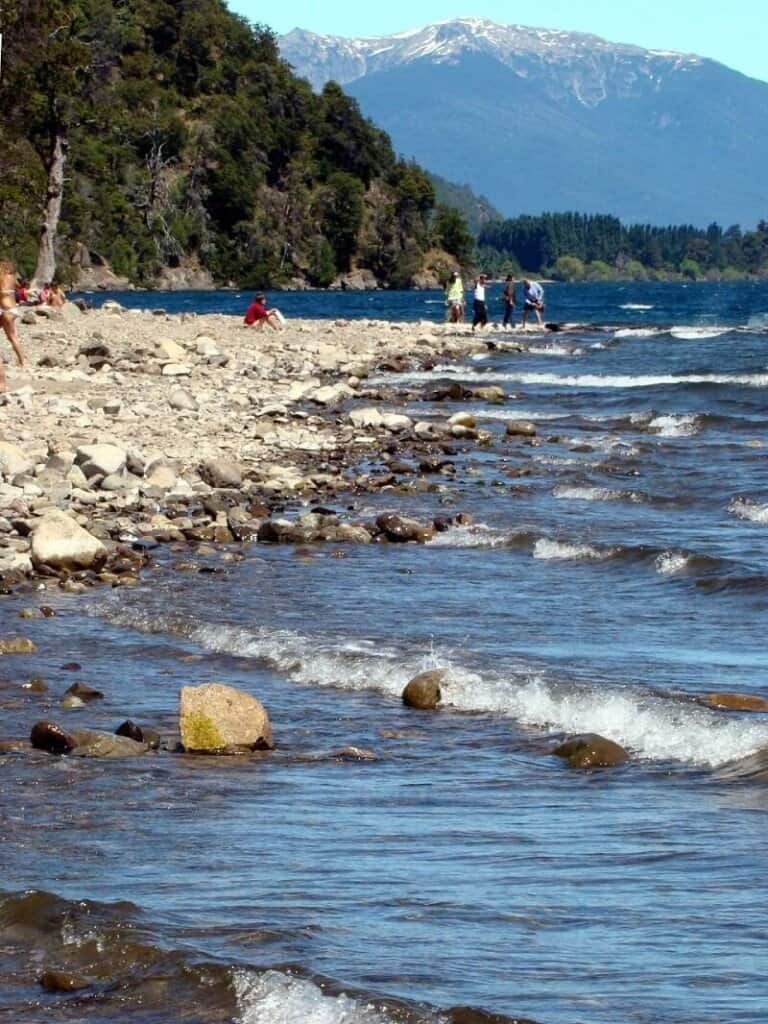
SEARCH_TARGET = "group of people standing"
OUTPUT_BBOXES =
[444,271,545,330]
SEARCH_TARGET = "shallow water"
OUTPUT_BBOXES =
[3,282,768,1023]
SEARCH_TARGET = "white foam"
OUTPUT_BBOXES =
[553,485,621,502]
[95,602,768,768]
[525,344,579,356]
[613,328,662,338]
[647,413,700,437]
[533,538,609,561]
[619,303,654,311]
[655,551,691,575]
[729,498,768,524]
[670,326,730,340]
[394,368,768,389]
[234,969,399,1024]
[426,523,503,547]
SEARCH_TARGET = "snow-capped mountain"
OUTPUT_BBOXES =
[280,17,702,103]
[279,18,768,226]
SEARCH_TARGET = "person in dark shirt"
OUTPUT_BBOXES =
[243,293,282,331]
[501,274,516,328]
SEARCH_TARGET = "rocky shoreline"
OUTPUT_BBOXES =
[0,302,546,587]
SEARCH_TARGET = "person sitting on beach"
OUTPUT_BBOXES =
[14,279,29,304]
[521,279,545,329]
[0,258,25,391]
[472,273,489,331]
[48,282,66,308]
[444,270,465,323]
[243,293,282,331]
[501,274,516,328]
[37,283,51,306]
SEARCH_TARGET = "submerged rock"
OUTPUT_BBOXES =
[402,669,444,709]
[70,728,149,757]
[178,682,274,753]
[62,681,104,706]
[39,970,93,993]
[0,636,37,654]
[505,420,537,437]
[702,692,768,712]
[553,733,629,769]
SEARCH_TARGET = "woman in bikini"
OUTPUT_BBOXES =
[0,259,25,391]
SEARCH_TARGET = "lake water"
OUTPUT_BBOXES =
[2,282,768,1024]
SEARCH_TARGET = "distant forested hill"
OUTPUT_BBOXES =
[0,0,468,288]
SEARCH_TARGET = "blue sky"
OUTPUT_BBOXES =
[227,1,767,82]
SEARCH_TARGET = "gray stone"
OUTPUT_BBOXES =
[31,510,108,571]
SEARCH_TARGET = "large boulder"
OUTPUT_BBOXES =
[179,682,274,753]
[402,669,444,709]
[31,510,107,571]
[553,733,629,769]
[0,441,34,480]
[74,444,127,478]
[200,458,242,489]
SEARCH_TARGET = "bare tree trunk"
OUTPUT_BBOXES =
[32,126,68,287]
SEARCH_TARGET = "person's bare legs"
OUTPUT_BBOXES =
[1,311,23,369]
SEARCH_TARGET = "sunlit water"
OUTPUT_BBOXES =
[2,282,768,1024]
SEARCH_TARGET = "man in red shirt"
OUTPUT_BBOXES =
[243,293,282,331]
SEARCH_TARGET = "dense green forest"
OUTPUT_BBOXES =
[478,213,768,280]
[0,0,470,288]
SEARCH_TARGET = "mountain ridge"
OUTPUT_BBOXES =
[279,18,768,227]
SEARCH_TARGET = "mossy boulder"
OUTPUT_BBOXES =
[553,733,629,769]
[179,682,274,754]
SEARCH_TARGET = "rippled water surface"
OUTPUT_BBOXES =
[3,282,768,1023]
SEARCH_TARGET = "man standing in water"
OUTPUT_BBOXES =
[521,278,545,329]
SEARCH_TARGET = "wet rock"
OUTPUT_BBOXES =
[448,412,476,428]
[61,661,82,671]
[553,733,629,769]
[331,523,372,544]
[30,720,75,755]
[376,513,434,543]
[200,458,242,489]
[0,636,36,654]
[471,385,505,403]
[505,420,537,437]
[179,682,274,753]
[39,970,93,993]
[115,720,161,749]
[402,669,444,709]
[31,510,108,572]
[70,728,149,757]
[448,1007,540,1024]
[257,518,316,544]
[62,681,104,705]
[23,676,49,692]
[702,692,768,712]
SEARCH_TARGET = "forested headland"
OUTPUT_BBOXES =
[0,0,470,290]
[478,213,768,281]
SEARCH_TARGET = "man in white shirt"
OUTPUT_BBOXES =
[521,279,545,329]
[472,273,489,331]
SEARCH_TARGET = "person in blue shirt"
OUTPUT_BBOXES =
[521,278,544,329]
